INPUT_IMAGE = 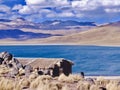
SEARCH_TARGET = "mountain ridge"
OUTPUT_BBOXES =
[0,18,96,30]
[23,21,120,46]
[0,18,120,46]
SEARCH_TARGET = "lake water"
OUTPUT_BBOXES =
[0,45,120,76]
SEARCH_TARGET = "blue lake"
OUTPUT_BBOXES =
[0,45,120,76]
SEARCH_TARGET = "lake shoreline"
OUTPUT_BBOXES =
[0,43,120,47]
[0,45,120,76]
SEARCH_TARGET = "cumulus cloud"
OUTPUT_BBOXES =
[25,0,45,5]
[12,4,23,10]
[0,5,11,13]
[100,0,120,6]
[18,5,33,14]
[25,0,69,6]
[22,0,120,14]
[105,8,120,13]
[1,0,120,23]
[20,0,70,13]
[57,11,75,17]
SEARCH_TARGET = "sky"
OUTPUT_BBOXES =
[0,0,120,24]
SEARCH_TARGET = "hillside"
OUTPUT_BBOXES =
[0,20,120,46]
[0,29,62,40]
[23,22,120,46]
[0,18,96,40]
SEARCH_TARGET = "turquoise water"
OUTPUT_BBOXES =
[0,45,120,76]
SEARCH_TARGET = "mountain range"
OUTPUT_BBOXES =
[35,21,120,46]
[0,18,96,40]
[40,20,96,30]
[0,18,120,46]
[0,18,96,30]
[0,29,62,40]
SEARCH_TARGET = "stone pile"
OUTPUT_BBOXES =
[0,51,33,78]
[0,51,52,78]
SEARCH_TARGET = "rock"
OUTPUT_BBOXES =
[86,78,95,85]
[99,87,106,90]
[43,69,50,75]
[0,58,4,65]
[10,58,23,69]
[38,71,43,75]
[8,68,19,78]
[24,65,33,77]
[0,51,13,61]
[80,72,84,78]
[7,63,13,68]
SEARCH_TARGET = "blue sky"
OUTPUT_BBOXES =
[0,0,120,24]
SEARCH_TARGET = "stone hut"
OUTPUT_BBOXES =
[18,58,74,76]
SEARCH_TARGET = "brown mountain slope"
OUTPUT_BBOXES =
[0,22,120,46]
[32,23,120,46]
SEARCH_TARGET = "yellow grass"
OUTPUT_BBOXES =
[90,85,100,90]
[19,78,30,88]
[0,77,21,90]
[0,65,10,74]
[61,85,69,90]
[0,73,119,90]
[28,73,38,82]
[30,75,52,89]
[58,74,83,83]
[77,81,90,90]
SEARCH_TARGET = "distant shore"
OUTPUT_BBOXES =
[0,43,120,47]
[85,76,120,80]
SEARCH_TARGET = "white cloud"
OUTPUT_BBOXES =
[1,0,120,23]
[25,0,69,6]
[54,0,69,6]
[39,9,51,14]
[72,0,120,11]
[12,4,23,10]
[15,0,120,23]
[72,0,120,7]
[25,0,45,5]
[58,11,75,17]
[100,0,120,6]
[0,5,11,13]
[46,13,56,18]
[105,8,120,13]
[19,5,33,14]
[72,0,88,8]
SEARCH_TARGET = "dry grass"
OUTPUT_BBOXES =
[89,85,100,90]
[0,77,22,90]
[19,78,30,88]
[0,74,120,90]
[61,85,69,90]
[30,75,63,90]
[28,73,38,82]
[94,76,110,87]
[0,65,10,75]
[37,82,63,90]
[58,74,83,83]
[18,68,25,76]
[77,81,90,90]
[30,75,52,89]
[106,80,120,90]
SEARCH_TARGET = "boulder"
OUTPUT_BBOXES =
[24,65,33,77]
[0,51,13,61]
[10,58,23,69]
[0,58,4,65]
